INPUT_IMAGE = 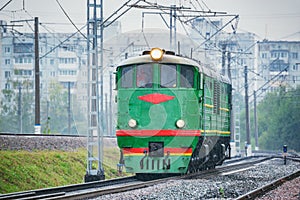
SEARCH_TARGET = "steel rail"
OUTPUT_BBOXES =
[236,170,300,200]
[181,157,272,180]
[0,176,136,200]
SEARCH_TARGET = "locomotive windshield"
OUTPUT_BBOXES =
[136,64,153,88]
[119,64,195,88]
[160,64,177,88]
[120,66,133,88]
[180,65,194,88]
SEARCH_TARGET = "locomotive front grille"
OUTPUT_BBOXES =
[149,142,164,157]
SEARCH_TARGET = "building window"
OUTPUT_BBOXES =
[14,57,32,64]
[59,70,77,76]
[61,82,75,88]
[24,70,32,76]
[14,69,32,76]
[271,53,274,58]
[5,59,10,65]
[280,52,287,58]
[59,57,77,64]
[5,83,10,90]
[24,57,32,63]
[15,57,22,64]
[296,63,300,71]
[261,53,267,59]
[292,52,298,59]
[14,43,33,53]
[4,47,11,53]
[293,64,298,71]
[5,71,11,78]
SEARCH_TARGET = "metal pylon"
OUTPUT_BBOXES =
[85,0,105,182]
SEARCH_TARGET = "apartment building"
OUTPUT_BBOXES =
[257,40,300,93]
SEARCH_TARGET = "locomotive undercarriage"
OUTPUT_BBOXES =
[133,136,231,180]
[187,136,231,173]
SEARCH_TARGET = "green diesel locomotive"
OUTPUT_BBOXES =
[115,48,232,179]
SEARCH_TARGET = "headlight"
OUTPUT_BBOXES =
[176,119,185,128]
[128,119,137,128]
[150,48,164,61]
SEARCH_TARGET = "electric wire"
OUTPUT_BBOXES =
[55,0,87,40]
[0,0,13,11]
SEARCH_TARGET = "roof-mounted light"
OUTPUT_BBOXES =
[150,48,164,61]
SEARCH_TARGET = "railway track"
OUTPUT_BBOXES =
[0,176,137,200]
[237,170,300,200]
[0,157,273,200]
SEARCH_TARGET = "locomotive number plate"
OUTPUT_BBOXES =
[149,142,164,157]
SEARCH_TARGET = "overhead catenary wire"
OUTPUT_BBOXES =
[0,0,13,11]
[55,0,87,40]
[136,0,237,54]
[40,25,87,60]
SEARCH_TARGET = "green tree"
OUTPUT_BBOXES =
[0,80,34,133]
[1,79,86,134]
[258,86,300,151]
[43,81,69,133]
[0,89,18,132]
[41,81,87,134]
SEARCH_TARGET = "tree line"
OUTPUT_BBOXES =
[257,86,300,152]
[0,81,86,134]
[239,86,300,152]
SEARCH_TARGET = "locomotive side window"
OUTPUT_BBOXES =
[180,66,194,88]
[136,64,153,88]
[121,66,133,88]
[160,64,177,88]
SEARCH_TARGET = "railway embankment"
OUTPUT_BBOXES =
[0,135,120,194]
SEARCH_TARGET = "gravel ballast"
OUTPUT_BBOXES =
[94,158,300,200]
[0,135,117,151]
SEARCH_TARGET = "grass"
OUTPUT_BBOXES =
[0,147,129,194]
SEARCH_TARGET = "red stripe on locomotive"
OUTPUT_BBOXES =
[116,129,201,137]
[122,147,193,155]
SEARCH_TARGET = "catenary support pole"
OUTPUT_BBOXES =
[244,66,251,150]
[254,90,259,150]
[34,17,41,134]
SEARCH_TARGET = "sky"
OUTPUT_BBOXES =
[1,0,300,41]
